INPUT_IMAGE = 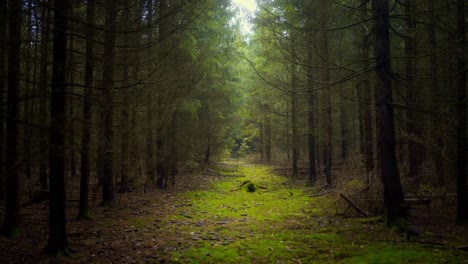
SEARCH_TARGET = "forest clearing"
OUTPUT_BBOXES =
[1,162,466,263]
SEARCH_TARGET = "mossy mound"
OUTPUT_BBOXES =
[240,180,256,192]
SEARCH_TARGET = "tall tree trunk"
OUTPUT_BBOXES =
[23,0,34,180]
[66,31,77,179]
[119,1,131,193]
[146,0,155,182]
[78,0,95,220]
[265,114,271,163]
[2,0,22,237]
[455,0,467,225]
[45,0,69,253]
[291,71,298,178]
[320,0,332,186]
[0,0,7,201]
[259,122,264,161]
[405,0,423,178]
[427,0,443,185]
[361,0,374,176]
[373,0,406,226]
[339,85,347,161]
[306,22,317,184]
[38,4,51,190]
[100,1,117,206]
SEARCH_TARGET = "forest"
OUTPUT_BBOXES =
[0,0,467,263]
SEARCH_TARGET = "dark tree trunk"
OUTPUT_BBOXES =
[291,69,299,178]
[265,115,271,163]
[156,130,167,188]
[23,0,34,180]
[361,0,374,175]
[38,5,51,191]
[45,0,69,254]
[119,1,131,193]
[306,24,317,184]
[66,29,77,179]
[2,0,22,237]
[405,0,423,178]
[259,122,264,161]
[427,0,443,185]
[339,85,347,161]
[373,0,406,225]
[146,0,155,182]
[320,0,332,186]
[0,0,7,201]
[78,0,95,220]
[455,0,467,225]
[100,1,117,206]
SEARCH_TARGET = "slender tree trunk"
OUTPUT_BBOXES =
[405,0,422,178]
[361,0,374,175]
[0,0,7,201]
[427,0,443,185]
[455,0,467,225]
[339,85,347,161]
[265,114,271,163]
[320,0,332,186]
[45,0,69,253]
[291,68,299,178]
[2,0,22,237]
[78,0,95,220]
[23,0,34,180]
[306,23,317,183]
[39,5,51,191]
[119,1,131,193]
[66,31,77,179]
[373,0,406,226]
[259,122,264,161]
[146,0,155,182]
[100,1,117,206]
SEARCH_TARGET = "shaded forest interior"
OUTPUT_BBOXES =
[0,0,467,262]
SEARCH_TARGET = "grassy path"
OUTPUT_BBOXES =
[147,163,466,263]
[2,162,466,263]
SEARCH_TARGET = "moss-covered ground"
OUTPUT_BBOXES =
[0,162,466,263]
[156,163,467,263]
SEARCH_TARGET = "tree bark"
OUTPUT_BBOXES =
[405,0,423,178]
[427,0,443,185]
[265,114,271,163]
[0,0,7,201]
[119,1,131,193]
[23,0,34,180]
[306,15,317,183]
[455,0,467,225]
[373,0,406,225]
[78,0,95,220]
[361,0,374,175]
[2,0,22,237]
[291,71,299,178]
[45,0,69,253]
[100,1,117,206]
[38,3,51,191]
[320,0,332,186]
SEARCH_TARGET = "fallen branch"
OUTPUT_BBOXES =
[309,190,332,197]
[339,193,369,217]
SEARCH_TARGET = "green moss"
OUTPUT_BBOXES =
[160,163,465,264]
[76,210,93,221]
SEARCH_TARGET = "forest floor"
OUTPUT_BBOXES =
[0,161,467,263]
